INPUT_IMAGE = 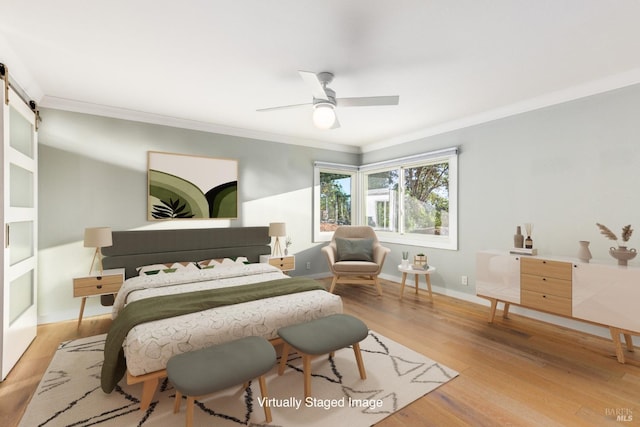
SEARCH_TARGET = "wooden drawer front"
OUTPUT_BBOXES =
[521,290,572,316]
[269,257,295,270]
[520,258,572,280]
[73,275,122,297]
[521,274,572,299]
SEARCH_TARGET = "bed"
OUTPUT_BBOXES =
[100,226,343,410]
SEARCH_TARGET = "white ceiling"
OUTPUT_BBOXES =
[2,0,640,153]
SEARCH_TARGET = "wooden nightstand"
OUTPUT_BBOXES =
[260,255,295,273]
[73,268,125,328]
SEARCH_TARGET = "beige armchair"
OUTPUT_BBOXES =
[321,226,391,296]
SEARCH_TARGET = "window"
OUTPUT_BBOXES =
[362,148,458,250]
[313,148,457,249]
[313,163,358,242]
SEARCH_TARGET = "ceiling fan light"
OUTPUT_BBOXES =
[312,103,336,129]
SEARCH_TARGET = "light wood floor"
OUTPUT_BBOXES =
[1,278,639,426]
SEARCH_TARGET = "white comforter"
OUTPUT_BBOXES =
[113,263,343,376]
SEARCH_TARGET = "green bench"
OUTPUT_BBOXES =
[167,336,276,427]
[277,313,369,397]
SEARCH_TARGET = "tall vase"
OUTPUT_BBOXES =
[513,226,524,248]
[577,240,592,263]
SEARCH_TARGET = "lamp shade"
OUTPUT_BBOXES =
[268,222,286,237]
[312,103,336,129]
[84,227,113,248]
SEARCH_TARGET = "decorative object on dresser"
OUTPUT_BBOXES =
[514,226,524,248]
[284,236,292,255]
[269,222,286,256]
[577,240,592,263]
[84,227,113,275]
[524,223,533,249]
[73,268,124,328]
[477,250,640,363]
[596,223,636,266]
[321,226,390,296]
[260,254,295,273]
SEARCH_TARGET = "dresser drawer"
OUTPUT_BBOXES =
[269,256,295,271]
[73,274,123,297]
[521,274,572,298]
[520,258,572,280]
[521,289,572,316]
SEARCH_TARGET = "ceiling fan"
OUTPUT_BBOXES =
[257,71,399,129]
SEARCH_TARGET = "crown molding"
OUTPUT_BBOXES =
[39,96,361,154]
[360,67,640,153]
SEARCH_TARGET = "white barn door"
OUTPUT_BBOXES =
[0,81,38,380]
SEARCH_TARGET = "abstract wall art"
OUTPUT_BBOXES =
[147,151,238,220]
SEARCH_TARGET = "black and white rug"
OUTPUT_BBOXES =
[20,331,457,426]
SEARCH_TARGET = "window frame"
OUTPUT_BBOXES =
[360,150,458,250]
[313,147,458,250]
[313,162,359,242]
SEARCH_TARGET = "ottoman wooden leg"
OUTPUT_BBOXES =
[303,354,312,398]
[173,391,183,413]
[186,396,196,427]
[259,375,272,423]
[278,342,291,375]
[353,342,367,379]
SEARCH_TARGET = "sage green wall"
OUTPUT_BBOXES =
[38,109,358,323]
[364,83,640,338]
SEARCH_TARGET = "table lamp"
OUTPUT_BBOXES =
[268,222,286,257]
[84,227,113,275]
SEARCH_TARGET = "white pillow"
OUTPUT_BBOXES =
[137,261,199,276]
[197,257,249,270]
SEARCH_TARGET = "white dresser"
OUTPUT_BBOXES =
[476,250,640,363]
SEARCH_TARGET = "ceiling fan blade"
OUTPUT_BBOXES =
[331,116,341,129]
[337,95,399,107]
[298,70,329,101]
[256,102,311,112]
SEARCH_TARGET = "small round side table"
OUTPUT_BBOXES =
[398,264,436,300]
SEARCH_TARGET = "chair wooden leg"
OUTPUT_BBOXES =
[173,391,182,413]
[186,396,195,427]
[258,375,272,423]
[278,342,291,375]
[374,276,383,296]
[352,342,367,379]
[329,275,339,293]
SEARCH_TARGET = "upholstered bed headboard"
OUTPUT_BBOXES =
[102,226,271,279]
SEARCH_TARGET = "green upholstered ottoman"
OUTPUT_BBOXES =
[277,313,369,397]
[167,336,276,427]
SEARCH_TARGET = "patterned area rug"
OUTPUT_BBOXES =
[19,331,457,426]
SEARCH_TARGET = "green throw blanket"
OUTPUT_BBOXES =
[101,277,325,392]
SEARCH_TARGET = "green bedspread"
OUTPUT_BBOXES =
[101,277,325,393]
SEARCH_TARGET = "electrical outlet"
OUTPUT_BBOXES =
[306,262,311,270]
[461,275,468,286]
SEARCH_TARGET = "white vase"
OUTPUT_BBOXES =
[577,240,592,263]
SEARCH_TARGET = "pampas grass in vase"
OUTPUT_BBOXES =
[596,223,637,266]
